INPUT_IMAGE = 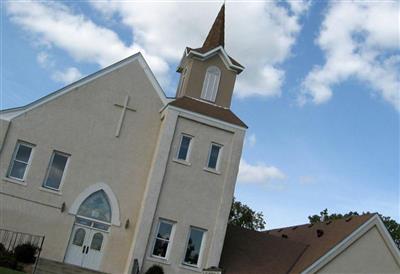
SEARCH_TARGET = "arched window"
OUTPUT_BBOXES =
[72,228,85,246]
[77,190,111,223]
[201,66,221,102]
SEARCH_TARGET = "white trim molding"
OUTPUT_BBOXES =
[69,182,121,226]
[185,46,244,74]
[301,214,400,273]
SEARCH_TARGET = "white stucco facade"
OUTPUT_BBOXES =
[0,49,247,274]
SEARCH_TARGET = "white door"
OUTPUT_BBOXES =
[65,224,107,271]
[82,230,106,270]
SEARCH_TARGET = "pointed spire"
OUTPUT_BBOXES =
[202,4,225,50]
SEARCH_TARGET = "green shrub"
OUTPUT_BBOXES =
[145,265,164,274]
[0,253,19,270]
[14,243,37,264]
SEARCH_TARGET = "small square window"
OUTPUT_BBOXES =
[177,135,192,161]
[43,151,69,191]
[183,227,206,267]
[7,141,34,181]
[206,143,222,170]
[151,220,175,259]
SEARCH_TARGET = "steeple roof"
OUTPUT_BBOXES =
[202,4,225,51]
[183,4,244,72]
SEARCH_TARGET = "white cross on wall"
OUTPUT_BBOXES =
[114,95,136,137]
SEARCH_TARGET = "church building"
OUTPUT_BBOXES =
[1,5,399,274]
[1,5,246,274]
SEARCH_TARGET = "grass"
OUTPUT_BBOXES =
[0,267,24,274]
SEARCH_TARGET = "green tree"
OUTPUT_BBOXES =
[309,209,400,249]
[228,197,266,231]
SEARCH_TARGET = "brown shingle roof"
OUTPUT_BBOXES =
[185,5,244,70]
[220,214,375,274]
[168,96,247,128]
[220,225,308,274]
[202,4,225,51]
[268,214,375,273]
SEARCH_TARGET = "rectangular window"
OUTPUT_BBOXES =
[177,135,192,161]
[206,143,222,170]
[152,220,174,259]
[7,141,34,181]
[43,151,69,191]
[183,227,206,267]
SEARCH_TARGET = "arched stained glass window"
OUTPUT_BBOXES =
[90,233,103,251]
[77,190,111,223]
[72,228,85,246]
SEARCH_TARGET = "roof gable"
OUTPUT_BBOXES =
[1,53,169,121]
[268,214,375,273]
[220,214,400,274]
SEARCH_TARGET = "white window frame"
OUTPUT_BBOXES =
[175,134,193,163]
[182,226,207,268]
[151,219,176,260]
[7,141,35,182]
[200,66,221,102]
[42,151,70,191]
[205,143,223,171]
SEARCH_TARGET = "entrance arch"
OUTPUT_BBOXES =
[65,183,120,270]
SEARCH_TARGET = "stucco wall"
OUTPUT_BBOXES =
[0,58,164,273]
[142,115,245,274]
[316,226,400,274]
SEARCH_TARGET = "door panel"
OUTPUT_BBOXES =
[65,225,89,267]
[82,231,106,270]
[65,224,107,271]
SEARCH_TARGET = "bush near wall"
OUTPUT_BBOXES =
[0,243,37,271]
[145,265,164,274]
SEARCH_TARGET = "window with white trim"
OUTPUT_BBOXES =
[183,227,206,267]
[151,220,175,259]
[206,143,222,170]
[7,141,34,181]
[42,151,69,191]
[201,66,221,102]
[176,134,192,162]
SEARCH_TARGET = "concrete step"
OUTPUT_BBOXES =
[35,258,107,274]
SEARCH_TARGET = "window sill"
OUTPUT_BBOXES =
[180,263,202,273]
[2,177,27,186]
[203,167,221,175]
[38,187,62,196]
[172,158,192,166]
[147,256,171,266]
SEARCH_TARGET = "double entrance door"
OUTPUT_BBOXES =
[65,222,107,270]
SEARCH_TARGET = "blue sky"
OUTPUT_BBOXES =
[2,0,399,228]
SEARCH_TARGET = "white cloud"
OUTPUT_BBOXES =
[300,1,400,110]
[238,159,286,184]
[6,0,309,97]
[246,133,257,148]
[6,1,169,84]
[52,67,82,84]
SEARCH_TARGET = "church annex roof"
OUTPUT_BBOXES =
[220,214,378,274]
[168,96,247,128]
